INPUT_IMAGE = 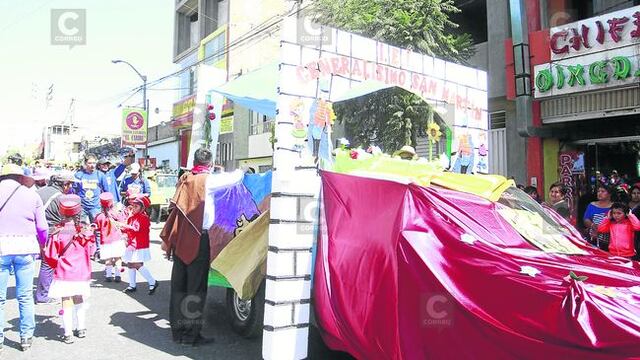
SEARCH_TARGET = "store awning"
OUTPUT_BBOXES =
[209,64,423,116]
[209,63,279,117]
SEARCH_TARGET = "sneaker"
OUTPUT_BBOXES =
[123,286,137,293]
[148,281,159,295]
[20,337,33,351]
[61,335,74,344]
[75,329,87,338]
[114,275,122,283]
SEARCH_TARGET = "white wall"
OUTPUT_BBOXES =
[148,140,180,171]
[248,132,273,159]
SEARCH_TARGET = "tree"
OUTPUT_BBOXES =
[334,87,437,153]
[310,0,474,63]
[310,0,474,151]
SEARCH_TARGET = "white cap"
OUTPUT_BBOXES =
[130,163,140,174]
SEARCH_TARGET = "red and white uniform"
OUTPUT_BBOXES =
[45,221,95,298]
[122,211,151,263]
[94,209,127,259]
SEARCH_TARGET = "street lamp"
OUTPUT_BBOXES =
[111,59,147,112]
[112,59,149,167]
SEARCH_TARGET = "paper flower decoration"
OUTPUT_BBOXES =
[427,122,442,143]
[350,149,359,159]
[520,266,541,277]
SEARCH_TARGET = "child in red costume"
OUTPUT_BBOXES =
[44,194,95,344]
[122,195,158,295]
[94,193,127,282]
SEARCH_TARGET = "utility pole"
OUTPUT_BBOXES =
[112,59,149,168]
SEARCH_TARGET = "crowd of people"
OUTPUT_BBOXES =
[0,151,159,351]
[520,170,640,261]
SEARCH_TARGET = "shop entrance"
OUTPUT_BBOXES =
[579,137,640,185]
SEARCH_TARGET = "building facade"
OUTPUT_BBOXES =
[501,0,640,218]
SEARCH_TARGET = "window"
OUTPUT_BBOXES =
[189,13,200,48]
[258,165,272,173]
[203,0,229,37]
[547,0,638,27]
[451,0,488,44]
[249,110,274,135]
[203,31,226,65]
[490,111,506,130]
[216,142,233,164]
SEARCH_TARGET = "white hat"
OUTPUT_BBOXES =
[130,163,140,174]
[1,164,23,176]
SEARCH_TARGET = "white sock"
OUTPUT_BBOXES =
[75,303,87,330]
[128,268,137,288]
[62,307,74,336]
[138,266,156,285]
[105,265,113,278]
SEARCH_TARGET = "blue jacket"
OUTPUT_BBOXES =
[74,170,106,213]
[99,164,126,202]
[120,176,151,197]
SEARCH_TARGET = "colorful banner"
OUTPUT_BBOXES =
[207,171,273,298]
[121,107,148,149]
[220,115,234,134]
[171,95,196,129]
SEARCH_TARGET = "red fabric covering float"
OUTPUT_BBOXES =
[314,171,640,359]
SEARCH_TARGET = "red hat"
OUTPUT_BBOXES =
[59,194,82,217]
[132,194,150,209]
[99,192,114,207]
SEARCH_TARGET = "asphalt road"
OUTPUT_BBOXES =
[1,225,352,359]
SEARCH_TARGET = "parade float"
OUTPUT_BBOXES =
[189,14,639,360]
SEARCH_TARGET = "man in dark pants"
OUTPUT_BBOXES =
[160,148,214,346]
[34,171,77,303]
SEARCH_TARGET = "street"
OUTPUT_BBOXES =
[0,225,341,359]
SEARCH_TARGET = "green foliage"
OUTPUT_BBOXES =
[310,0,475,151]
[310,0,475,63]
[334,87,436,152]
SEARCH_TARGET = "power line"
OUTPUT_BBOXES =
[142,3,310,90]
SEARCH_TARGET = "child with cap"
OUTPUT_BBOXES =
[94,193,127,282]
[121,194,158,295]
[44,194,95,344]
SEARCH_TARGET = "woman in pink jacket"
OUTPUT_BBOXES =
[597,202,640,258]
[44,194,95,344]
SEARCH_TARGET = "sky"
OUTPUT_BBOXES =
[0,0,180,155]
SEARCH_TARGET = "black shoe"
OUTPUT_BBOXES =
[190,335,215,347]
[114,275,122,283]
[148,281,159,295]
[75,329,86,338]
[61,335,74,344]
[123,286,137,293]
[20,337,33,351]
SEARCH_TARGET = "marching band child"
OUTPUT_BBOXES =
[94,193,127,282]
[44,194,95,344]
[121,194,159,295]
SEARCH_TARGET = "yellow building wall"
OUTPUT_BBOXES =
[543,138,560,201]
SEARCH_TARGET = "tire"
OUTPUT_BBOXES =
[226,281,265,339]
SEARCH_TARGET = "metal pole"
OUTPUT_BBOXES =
[143,76,148,168]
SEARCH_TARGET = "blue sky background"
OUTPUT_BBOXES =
[0,0,179,154]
